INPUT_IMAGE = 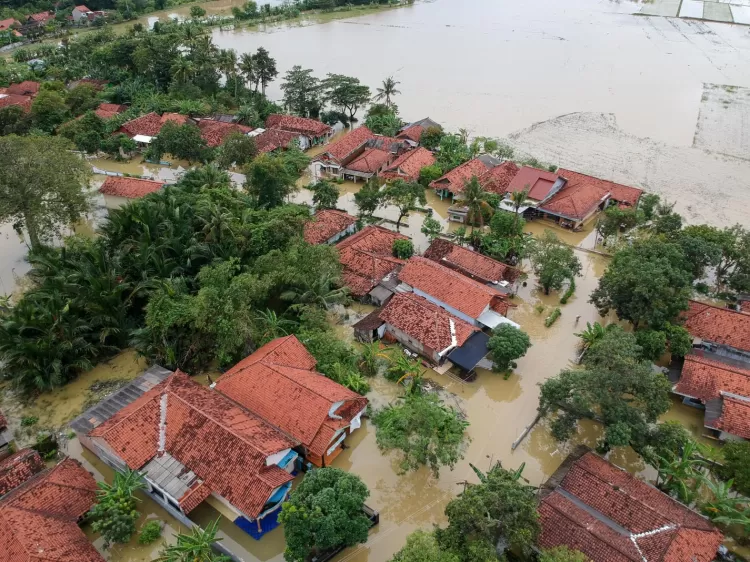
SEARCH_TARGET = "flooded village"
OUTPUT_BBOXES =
[2,0,750,562]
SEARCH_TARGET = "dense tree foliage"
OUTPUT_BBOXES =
[488,324,532,372]
[372,392,469,476]
[435,463,539,561]
[539,326,672,452]
[279,468,371,562]
[0,135,91,249]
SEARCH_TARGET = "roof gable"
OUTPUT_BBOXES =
[398,256,500,318]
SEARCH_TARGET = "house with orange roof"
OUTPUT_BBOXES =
[216,335,368,468]
[376,292,491,372]
[303,209,357,245]
[335,225,409,304]
[539,446,723,562]
[397,256,517,330]
[380,147,436,183]
[314,125,375,176]
[98,176,165,209]
[72,365,299,540]
[0,456,103,562]
[423,239,521,292]
[265,114,332,149]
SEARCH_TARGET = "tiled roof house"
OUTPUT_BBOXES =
[0,457,103,562]
[335,225,408,301]
[539,447,723,562]
[99,177,164,210]
[304,209,357,245]
[380,147,436,183]
[265,114,332,149]
[86,371,298,538]
[423,239,521,289]
[315,126,375,172]
[197,119,253,147]
[216,335,368,467]
[379,292,480,365]
[397,257,517,329]
[683,300,750,355]
[0,449,45,497]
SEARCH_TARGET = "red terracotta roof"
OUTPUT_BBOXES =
[6,81,39,97]
[380,147,436,182]
[93,102,126,120]
[254,128,298,153]
[423,239,520,285]
[335,225,407,297]
[683,300,750,353]
[0,457,103,562]
[539,170,611,221]
[197,119,253,147]
[674,354,750,403]
[0,94,31,112]
[0,449,45,497]
[304,209,356,245]
[99,176,164,199]
[709,394,750,439]
[428,158,491,195]
[506,166,562,201]
[28,11,54,23]
[90,371,295,518]
[265,114,331,137]
[483,161,521,195]
[558,169,643,208]
[317,126,375,163]
[379,292,478,353]
[398,256,503,319]
[216,336,368,457]
[539,450,722,562]
[396,124,424,143]
[343,147,391,174]
[0,18,19,31]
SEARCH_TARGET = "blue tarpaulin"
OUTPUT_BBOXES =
[447,331,490,372]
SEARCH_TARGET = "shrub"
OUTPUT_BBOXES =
[138,520,163,545]
[545,307,562,327]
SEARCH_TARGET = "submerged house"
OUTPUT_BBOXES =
[683,299,750,362]
[377,292,491,372]
[72,367,298,540]
[265,114,333,149]
[98,177,165,210]
[423,239,521,293]
[1,456,103,562]
[538,446,723,562]
[397,257,517,330]
[215,335,368,468]
[380,147,436,183]
[314,126,375,176]
[303,209,357,245]
[336,225,408,305]
[672,354,750,441]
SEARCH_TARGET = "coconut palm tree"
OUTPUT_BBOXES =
[510,187,529,233]
[373,76,401,107]
[463,176,493,232]
[156,519,229,562]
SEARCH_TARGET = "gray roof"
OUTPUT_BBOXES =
[69,365,172,435]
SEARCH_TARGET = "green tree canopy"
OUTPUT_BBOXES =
[372,392,469,476]
[590,237,691,328]
[488,324,532,372]
[530,231,582,295]
[322,73,371,122]
[279,468,371,562]
[538,326,672,452]
[435,463,539,561]
[0,135,91,249]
